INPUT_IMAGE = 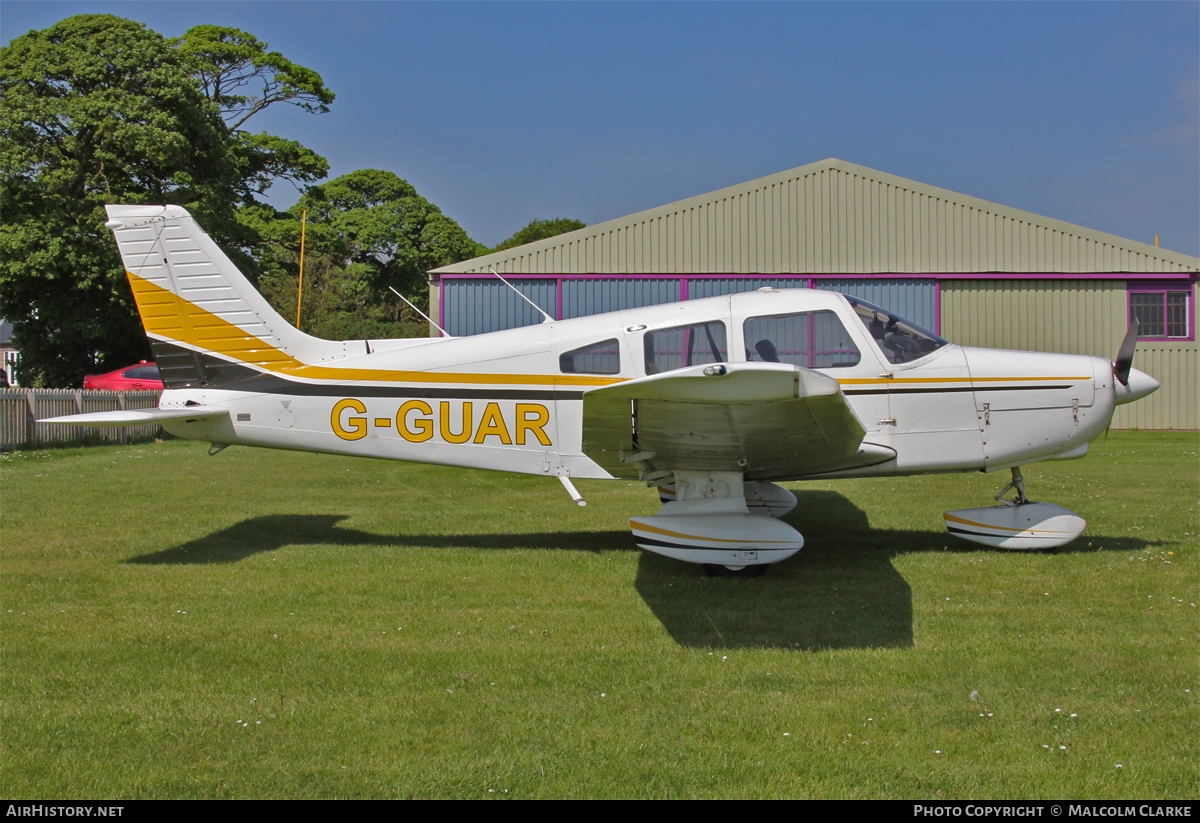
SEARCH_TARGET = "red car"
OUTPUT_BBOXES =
[83,361,163,391]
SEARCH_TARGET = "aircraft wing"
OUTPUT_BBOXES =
[581,362,892,480]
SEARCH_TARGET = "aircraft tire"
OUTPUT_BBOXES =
[703,563,769,578]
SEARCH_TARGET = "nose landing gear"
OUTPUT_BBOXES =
[994,467,1029,506]
[942,465,1086,549]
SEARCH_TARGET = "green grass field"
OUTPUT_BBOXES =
[2,432,1196,799]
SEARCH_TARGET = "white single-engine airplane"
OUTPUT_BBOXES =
[46,205,1161,576]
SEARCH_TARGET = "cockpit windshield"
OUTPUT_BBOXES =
[847,298,949,364]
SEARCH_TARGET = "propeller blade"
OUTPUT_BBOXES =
[1113,318,1139,387]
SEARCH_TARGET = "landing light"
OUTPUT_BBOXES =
[703,365,727,376]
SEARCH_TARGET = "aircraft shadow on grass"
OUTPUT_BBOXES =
[124,515,630,565]
[126,491,1160,653]
[636,490,915,651]
[634,490,1163,652]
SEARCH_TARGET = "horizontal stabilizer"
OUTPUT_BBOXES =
[40,406,229,427]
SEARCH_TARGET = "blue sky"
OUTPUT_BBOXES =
[3,1,1197,254]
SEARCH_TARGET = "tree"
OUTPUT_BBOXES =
[0,16,336,386]
[0,15,240,386]
[298,168,485,309]
[174,25,332,202]
[494,217,586,252]
[255,170,487,338]
[0,15,482,378]
[175,25,333,131]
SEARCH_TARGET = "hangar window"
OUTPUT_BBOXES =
[1129,284,1193,340]
[743,311,861,369]
[643,322,727,374]
[560,339,621,374]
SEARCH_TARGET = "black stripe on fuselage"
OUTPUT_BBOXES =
[251,377,581,401]
[844,384,1075,395]
[152,341,587,401]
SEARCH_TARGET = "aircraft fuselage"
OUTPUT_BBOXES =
[156,288,1121,481]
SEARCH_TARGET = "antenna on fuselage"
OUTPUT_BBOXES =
[489,267,554,324]
[387,286,454,338]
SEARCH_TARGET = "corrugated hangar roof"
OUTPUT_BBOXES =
[432,158,1198,276]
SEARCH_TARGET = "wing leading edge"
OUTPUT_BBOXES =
[581,362,893,481]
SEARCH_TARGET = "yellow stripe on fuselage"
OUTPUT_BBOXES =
[127,271,624,388]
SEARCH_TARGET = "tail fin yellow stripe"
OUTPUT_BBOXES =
[127,271,305,371]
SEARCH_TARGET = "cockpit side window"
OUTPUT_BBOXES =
[643,322,727,375]
[560,339,621,374]
[743,311,861,369]
[848,298,949,364]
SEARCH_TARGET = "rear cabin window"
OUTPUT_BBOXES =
[743,311,861,369]
[643,322,727,374]
[559,339,621,375]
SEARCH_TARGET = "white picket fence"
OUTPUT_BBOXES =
[0,389,163,449]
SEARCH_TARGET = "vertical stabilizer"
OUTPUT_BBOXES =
[104,205,341,386]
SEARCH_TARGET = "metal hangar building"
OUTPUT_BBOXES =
[429,158,1198,429]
